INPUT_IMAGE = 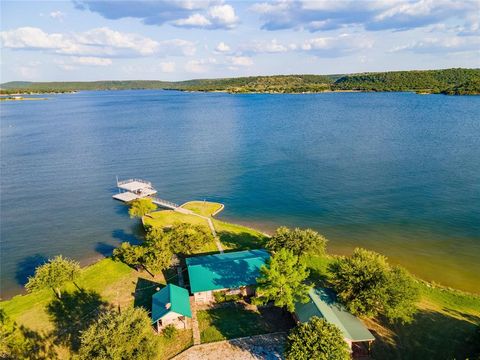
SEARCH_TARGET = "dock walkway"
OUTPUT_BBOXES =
[113,178,223,252]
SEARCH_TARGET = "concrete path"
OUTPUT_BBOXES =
[173,333,286,360]
[190,297,201,345]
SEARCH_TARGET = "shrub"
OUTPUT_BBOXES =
[162,324,177,339]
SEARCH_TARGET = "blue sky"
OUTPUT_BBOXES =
[1,0,479,82]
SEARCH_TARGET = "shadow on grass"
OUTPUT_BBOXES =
[307,266,329,287]
[15,254,48,286]
[46,288,110,351]
[0,309,57,360]
[371,309,480,360]
[133,277,163,311]
[217,231,266,250]
[199,303,294,343]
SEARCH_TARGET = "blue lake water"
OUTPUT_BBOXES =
[1,90,479,297]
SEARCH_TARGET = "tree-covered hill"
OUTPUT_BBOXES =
[1,68,479,95]
[333,68,480,93]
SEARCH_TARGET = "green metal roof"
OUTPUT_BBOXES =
[295,288,375,342]
[186,249,270,293]
[151,284,192,324]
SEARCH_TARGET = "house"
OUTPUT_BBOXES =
[294,287,375,354]
[186,249,270,303]
[151,284,192,332]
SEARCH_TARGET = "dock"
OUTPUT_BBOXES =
[113,178,179,210]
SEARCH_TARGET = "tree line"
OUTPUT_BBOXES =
[2,68,478,95]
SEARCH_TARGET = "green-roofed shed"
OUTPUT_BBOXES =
[151,284,192,332]
[186,249,270,303]
[295,288,375,351]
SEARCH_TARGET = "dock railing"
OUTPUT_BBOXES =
[149,196,179,209]
[117,178,153,187]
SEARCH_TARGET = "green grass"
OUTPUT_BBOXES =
[214,220,268,250]
[158,329,193,359]
[197,303,294,343]
[143,210,208,229]
[0,258,191,359]
[143,209,219,253]
[306,255,480,359]
[367,283,480,359]
[181,201,223,217]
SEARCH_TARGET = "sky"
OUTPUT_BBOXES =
[0,0,479,82]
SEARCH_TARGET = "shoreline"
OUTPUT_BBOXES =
[3,217,479,302]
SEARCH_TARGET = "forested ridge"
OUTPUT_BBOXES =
[2,68,479,95]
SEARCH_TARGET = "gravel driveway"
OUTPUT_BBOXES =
[173,333,286,360]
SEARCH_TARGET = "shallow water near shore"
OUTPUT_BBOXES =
[1,90,479,298]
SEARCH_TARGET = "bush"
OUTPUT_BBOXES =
[213,291,242,303]
[162,324,177,339]
[285,317,350,360]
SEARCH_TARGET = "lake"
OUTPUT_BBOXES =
[1,90,479,298]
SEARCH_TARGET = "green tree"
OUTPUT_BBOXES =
[266,226,328,257]
[255,249,311,312]
[113,242,145,270]
[165,223,212,255]
[285,317,349,360]
[328,248,419,323]
[128,198,157,218]
[143,236,173,273]
[78,307,158,360]
[0,309,56,360]
[25,255,80,299]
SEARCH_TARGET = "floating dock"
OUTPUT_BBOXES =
[113,178,179,210]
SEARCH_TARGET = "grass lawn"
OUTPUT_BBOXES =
[306,255,480,359]
[181,201,223,217]
[0,258,192,359]
[143,209,219,253]
[214,220,268,250]
[143,210,208,229]
[158,329,193,359]
[197,303,295,343]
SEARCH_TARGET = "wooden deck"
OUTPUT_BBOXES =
[113,178,179,210]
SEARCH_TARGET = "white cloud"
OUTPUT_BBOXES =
[0,27,71,49]
[391,36,480,54]
[173,4,239,29]
[227,56,253,66]
[49,10,65,20]
[251,0,478,32]
[158,39,196,56]
[173,14,211,27]
[77,0,238,30]
[299,34,374,57]
[240,39,290,54]
[185,58,217,73]
[71,56,112,66]
[207,4,239,29]
[215,41,231,53]
[235,35,373,58]
[159,61,176,72]
[0,26,196,59]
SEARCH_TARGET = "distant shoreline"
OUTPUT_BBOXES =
[1,68,479,96]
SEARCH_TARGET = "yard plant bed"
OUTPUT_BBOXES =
[197,302,295,343]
